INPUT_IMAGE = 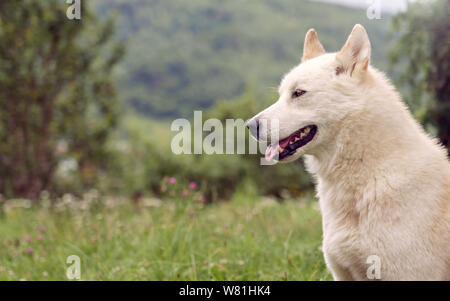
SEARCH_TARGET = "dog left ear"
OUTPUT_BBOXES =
[336,24,371,76]
[302,29,326,63]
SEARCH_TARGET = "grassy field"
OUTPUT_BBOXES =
[0,192,330,281]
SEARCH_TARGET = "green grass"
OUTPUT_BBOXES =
[0,193,330,281]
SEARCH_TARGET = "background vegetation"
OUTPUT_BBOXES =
[0,0,124,200]
[93,0,391,118]
[0,0,448,280]
[389,0,450,154]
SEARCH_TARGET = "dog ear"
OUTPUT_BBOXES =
[336,24,371,76]
[302,29,325,63]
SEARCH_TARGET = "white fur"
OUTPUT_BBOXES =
[250,25,450,280]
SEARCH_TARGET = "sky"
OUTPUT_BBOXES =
[311,0,416,13]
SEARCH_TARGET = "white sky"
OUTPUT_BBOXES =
[311,0,416,13]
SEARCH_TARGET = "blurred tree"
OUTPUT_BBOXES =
[390,0,450,155]
[0,0,124,200]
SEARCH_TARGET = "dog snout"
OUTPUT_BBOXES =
[246,118,260,140]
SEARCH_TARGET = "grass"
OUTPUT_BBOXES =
[0,192,331,281]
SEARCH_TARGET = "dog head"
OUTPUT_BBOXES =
[247,24,372,162]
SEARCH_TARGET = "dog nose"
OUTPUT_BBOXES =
[246,118,260,140]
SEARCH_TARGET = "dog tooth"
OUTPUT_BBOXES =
[278,147,284,152]
[295,137,300,142]
[304,127,310,134]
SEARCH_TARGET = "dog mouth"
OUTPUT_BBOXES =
[265,125,317,161]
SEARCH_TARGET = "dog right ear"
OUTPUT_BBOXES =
[302,29,326,63]
[336,24,371,76]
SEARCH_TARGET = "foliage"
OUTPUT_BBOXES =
[94,0,391,118]
[0,0,125,199]
[389,0,450,154]
[0,194,330,280]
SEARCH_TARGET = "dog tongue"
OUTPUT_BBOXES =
[265,135,292,161]
[279,136,292,149]
[265,144,278,161]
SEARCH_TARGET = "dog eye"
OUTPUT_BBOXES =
[292,89,307,98]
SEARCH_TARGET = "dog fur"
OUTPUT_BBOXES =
[248,25,450,280]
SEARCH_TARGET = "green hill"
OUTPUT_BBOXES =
[94,0,391,118]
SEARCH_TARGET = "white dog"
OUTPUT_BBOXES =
[247,24,450,280]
